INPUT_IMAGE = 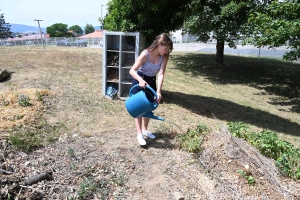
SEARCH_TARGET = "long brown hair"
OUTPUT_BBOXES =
[147,33,173,54]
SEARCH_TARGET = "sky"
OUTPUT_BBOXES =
[0,0,110,28]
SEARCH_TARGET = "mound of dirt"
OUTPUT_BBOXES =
[1,122,300,199]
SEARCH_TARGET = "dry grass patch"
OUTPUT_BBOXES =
[0,88,50,134]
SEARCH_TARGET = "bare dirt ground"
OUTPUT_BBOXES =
[1,47,300,199]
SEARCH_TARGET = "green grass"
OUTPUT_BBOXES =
[165,52,300,147]
[8,120,64,152]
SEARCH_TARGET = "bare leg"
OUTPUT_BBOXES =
[135,117,143,134]
[141,117,156,139]
[142,117,150,131]
[135,117,146,145]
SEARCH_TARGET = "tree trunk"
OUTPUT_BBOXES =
[216,40,224,65]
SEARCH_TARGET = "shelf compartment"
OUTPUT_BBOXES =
[122,36,136,52]
[105,82,118,98]
[106,67,119,82]
[121,52,135,67]
[106,52,119,67]
[120,67,132,84]
[106,35,120,51]
[119,84,131,99]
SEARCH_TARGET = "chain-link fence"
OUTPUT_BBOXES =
[0,37,103,47]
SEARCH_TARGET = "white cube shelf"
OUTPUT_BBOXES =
[102,31,145,100]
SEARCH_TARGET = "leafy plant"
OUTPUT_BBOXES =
[78,177,110,200]
[179,123,208,153]
[250,130,280,159]
[36,91,43,101]
[112,172,128,186]
[228,121,250,140]
[68,148,76,157]
[18,94,31,107]
[276,150,300,180]
[78,177,99,200]
[237,169,255,185]
[70,164,77,170]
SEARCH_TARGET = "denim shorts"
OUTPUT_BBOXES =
[130,71,157,95]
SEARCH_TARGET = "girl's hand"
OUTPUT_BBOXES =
[139,80,148,89]
[156,92,162,103]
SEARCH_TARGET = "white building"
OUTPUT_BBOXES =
[170,30,199,43]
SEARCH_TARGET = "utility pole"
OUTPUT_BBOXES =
[34,19,45,51]
[101,4,104,30]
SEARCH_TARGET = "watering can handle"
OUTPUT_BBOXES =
[129,84,158,99]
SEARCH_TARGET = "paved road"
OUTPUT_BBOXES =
[172,43,290,58]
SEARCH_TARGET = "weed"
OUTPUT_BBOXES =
[179,123,208,153]
[228,121,250,140]
[9,130,42,152]
[8,121,63,152]
[237,169,256,185]
[68,148,76,157]
[78,177,99,200]
[98,179,110,198]
[70,164,77,170]
[77,177,110,200]
[36,91,43,101]
[18,94,31,107]
[112,172,128,186]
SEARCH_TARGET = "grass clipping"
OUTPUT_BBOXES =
[0,88,50,136]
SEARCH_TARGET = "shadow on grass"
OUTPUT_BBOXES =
[170,53,300,113]
[163,90,300,137]
[143,132,177,150]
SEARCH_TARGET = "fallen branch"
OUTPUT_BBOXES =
[24,171,53,186]
[0,168,14,174]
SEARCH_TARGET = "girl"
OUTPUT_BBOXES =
[129,33,173,146]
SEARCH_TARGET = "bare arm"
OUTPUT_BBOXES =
[129,51,148,88]
[156,54,169,103]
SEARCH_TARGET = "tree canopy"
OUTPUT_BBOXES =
[104,0,192,46]
[103,0,300,64]
[184,0,257,65]
[248,0,300,61]
[85,24,95,34]
[0,12,12,39]
[69,25,83,36]
[46,23,71,37]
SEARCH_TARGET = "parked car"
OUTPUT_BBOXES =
[25,41,34,45]
[3,43,13,46]
[56,39,72,46]
[72,40,88,47]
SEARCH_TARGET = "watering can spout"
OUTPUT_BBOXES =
[142,111,165,121]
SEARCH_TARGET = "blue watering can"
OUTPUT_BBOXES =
[125,85,165,121]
